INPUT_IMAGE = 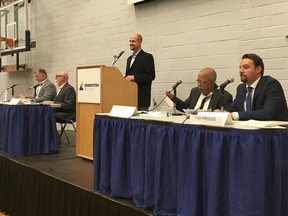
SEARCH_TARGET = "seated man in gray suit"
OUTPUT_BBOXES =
[34,68,57,102]
[166,67,233,112]
[45,70,76,122]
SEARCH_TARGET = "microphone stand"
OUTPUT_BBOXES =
[220,87,225,111]
[11,86,15,98]
[173,88,177,114]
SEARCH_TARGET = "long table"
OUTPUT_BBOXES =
[0,104,58,156]
[93,114,288,216]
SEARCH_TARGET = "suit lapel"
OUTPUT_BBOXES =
[253,76,264,101]
[238,84,247,111]
[38,82,46,97]
[130,50,144,70]
[127,56,133,70]
[208,87,221,108]
[190,90,200,108]
[56,83,67,100]
[209,92,219,108]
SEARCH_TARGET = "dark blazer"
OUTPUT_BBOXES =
[125,49,155,108]
[173,85,233,112]
[53,83,76,121]
[35,79,57,102]
[226,75,288,120]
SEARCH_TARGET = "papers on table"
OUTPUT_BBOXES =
[235,120,287,129]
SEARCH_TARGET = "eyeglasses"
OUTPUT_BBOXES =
[196,79,211,85]
[55,75,63,78]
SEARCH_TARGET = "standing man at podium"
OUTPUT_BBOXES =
[125,33,155,111]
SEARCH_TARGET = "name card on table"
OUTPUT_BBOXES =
[8,98,25,105]
[190,111,234,127]
[109,105,137,118]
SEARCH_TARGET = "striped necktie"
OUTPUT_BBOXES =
[199,96,209,109]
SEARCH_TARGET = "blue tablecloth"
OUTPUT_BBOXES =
[93,115,288,216]
[0,104,58,156]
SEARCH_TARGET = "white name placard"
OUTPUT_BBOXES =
[8,98,24,105]
[190,111,234,127]
[109,105,137,118]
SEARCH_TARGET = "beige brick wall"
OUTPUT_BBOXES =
[1,0,288,106]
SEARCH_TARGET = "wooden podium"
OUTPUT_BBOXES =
[76,65,137,159]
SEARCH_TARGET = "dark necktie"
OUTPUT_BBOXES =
[199,96,209,109]
[246,87,253,111]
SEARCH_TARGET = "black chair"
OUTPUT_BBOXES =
[57,117,76,144]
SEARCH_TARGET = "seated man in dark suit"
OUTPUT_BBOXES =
[45,70,76,122]
[166,67,233,112]
[225,53,288,121]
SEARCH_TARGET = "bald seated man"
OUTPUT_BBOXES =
[166,67,233,112]
[45,70,76,122]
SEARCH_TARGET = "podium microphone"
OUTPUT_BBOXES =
[117,50,125,59]
[112,50,125,66]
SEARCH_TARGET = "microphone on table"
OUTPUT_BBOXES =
[0,83,17,99]
[219,77,234,89]
[19,84,41,97]
[112,50,125,66]
[219,77,234,111]
[6,82,18,98]
[169,80,183,115]
[6,82,18,90]
[168,80,182,92]
[30,83,41,89]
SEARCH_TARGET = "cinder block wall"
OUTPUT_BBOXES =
[1,0,288,107]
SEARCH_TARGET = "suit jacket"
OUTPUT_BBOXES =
[226,75,288,120]
[53,83,76,121]
[173,86,233,112]
[35,79,57,102]
[125,49,155,108]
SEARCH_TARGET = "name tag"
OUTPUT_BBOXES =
[109,105,137,118]
[8,98,25,105]
[190,112,233,127]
